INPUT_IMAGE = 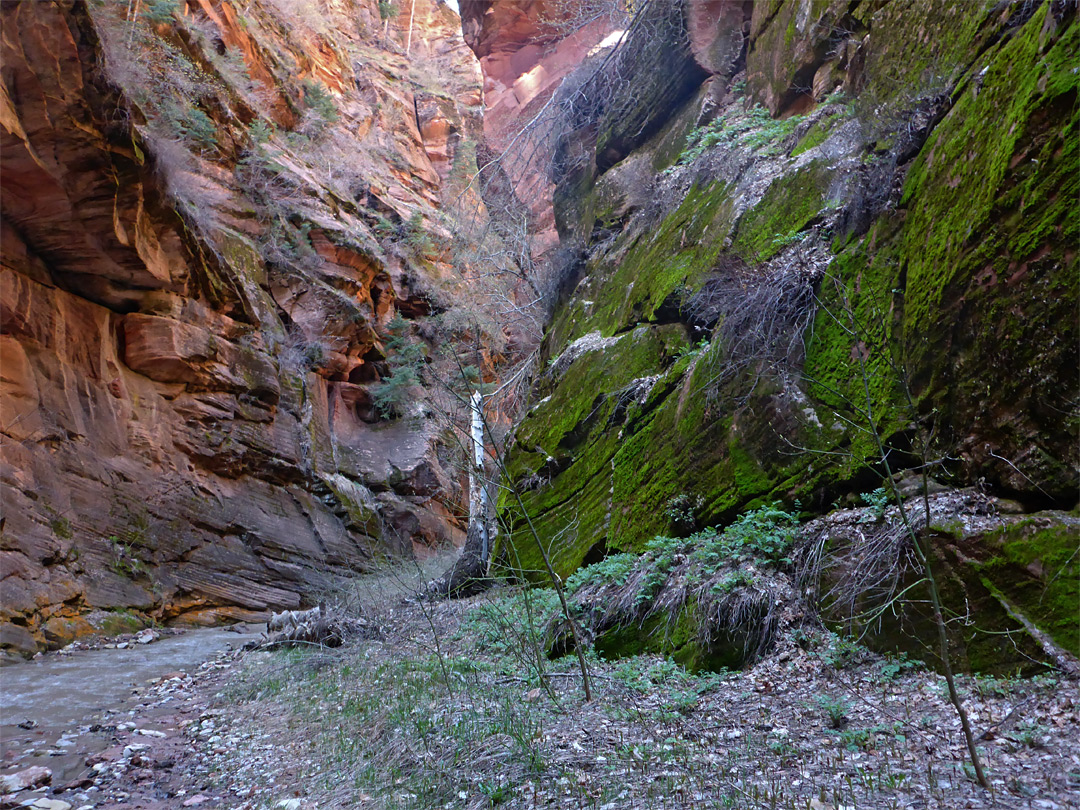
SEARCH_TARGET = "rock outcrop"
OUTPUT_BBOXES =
[492,0,1077,669]
[460,0,616,260]
[1,0,486,657]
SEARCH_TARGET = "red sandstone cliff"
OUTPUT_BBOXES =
[1,0,487,657]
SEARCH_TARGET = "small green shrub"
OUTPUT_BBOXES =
[302,341,328,369]
[301,78,338,123]
[879,651,921,681]
[404,210,434,255]
[377,0,398,20]
[142,0,180,24]
[248,119,275,144]
[566,552,638,593]
[1014,720,1047,749]
[830,723,902,751]
[164,101,218,152]
[817,695,850,729]
[823,632,864,668]
[860,487,891,522]
[676,337,710,359]
[373,313,424,419]
[373,366,420,418]
[108,535,149,579]
[664,493,704,534]
[610,656,720,716]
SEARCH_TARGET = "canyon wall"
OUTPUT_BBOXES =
[492,0,1077,671]
[1,0,487,658]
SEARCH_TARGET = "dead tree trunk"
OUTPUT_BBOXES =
[426,391,492,597]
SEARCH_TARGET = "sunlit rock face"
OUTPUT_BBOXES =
[458,0,618,261]
[1,0,484,656]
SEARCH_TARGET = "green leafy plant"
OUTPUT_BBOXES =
[823,632,863,669]
[710,570,753,595]
[691,503,799,569]
[676,102,803,165]
[565,552,638,593]
[676,337,711,359]
[817,695,851,729]
[634,535,684,605]
[107,535,149,579]
[663,493,704,535]
[50,516,73,540]
[860,487,890,522]
[1014,720,1047,749]
[878,651,921,681]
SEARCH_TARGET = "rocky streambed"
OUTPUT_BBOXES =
[0,626,256,809]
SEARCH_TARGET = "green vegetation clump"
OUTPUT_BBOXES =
[373,313,424,419]
[689,503,799,568]
[676,101,804,165]
[555,505,800,668]
[377,0,397,20]
[301,78,338,124]
[565,553,637,593]
[163,101,218,152]
[142,0,180,24]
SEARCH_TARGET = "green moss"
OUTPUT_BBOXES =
[50,516,73,540]
[496,326,688,579]
[731,160,829,261]
[97,609,150,637]
[901,5,1078,333]
[569,181,733,340]
[594,602,742,672]
[648,86,714,172]
[791,114,837,156]
[858,0,996,109]
[896,5,1079,495]
[802,229,908,458]
[975,514,1080,655]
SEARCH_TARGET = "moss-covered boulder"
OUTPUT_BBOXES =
[805,494,1077,675]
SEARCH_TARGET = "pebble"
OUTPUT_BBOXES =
[0,766,52,793]
[26,800,72,810]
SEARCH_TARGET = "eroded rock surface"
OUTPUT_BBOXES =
[1,0,481,655]
[492,0,1077,668]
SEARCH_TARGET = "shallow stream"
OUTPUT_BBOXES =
[0,628,243,789]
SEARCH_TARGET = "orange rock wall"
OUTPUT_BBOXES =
[1,0,483,657]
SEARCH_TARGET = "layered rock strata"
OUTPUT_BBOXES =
[1,0,486,657]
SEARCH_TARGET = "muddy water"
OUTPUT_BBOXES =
[0,628,245,788]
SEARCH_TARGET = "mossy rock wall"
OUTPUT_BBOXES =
[593,0,708,173]
[499,1,1077,665]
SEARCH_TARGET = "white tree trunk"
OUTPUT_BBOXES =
[426,390,491,597]
[468,390,489,564]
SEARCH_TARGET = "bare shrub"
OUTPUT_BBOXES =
[689,248,822,404]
